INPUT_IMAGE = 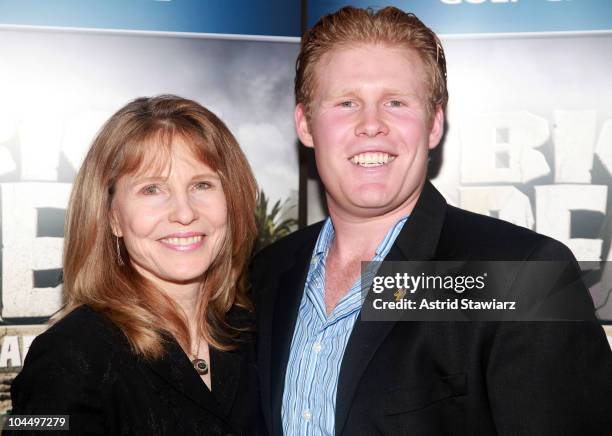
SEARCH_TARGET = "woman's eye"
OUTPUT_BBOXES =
[340,100,355,108]
[388,100,403,107]
[194,181,211,190]
[141,185,160,195]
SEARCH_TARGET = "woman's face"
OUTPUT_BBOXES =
[111,138,228,290]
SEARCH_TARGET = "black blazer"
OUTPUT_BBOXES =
[251,181,612,436]
[9,305,261,436]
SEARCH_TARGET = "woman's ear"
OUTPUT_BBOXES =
[109,208,123,238]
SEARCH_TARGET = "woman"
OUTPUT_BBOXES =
[9,95,261,435]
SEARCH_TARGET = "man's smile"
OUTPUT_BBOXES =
[348,151,397,167]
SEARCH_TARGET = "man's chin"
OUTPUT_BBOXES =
[342,199,400,218]
[350,190,397,209]
[331,189,421,218]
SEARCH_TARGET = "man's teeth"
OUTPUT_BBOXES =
[161,236,203,245]
[349,152,396,167]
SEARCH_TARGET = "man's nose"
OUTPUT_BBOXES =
[355,105,389,137]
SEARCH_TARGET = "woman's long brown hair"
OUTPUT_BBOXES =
[62,95,257,358]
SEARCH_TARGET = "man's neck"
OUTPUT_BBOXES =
[327,202,416,261]
[328,216,393,262]
[321,184,424,314]
[322,202,413,315]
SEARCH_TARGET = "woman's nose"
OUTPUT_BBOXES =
[168,193,198,224]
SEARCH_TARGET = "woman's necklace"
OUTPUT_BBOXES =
[190,336,209,375]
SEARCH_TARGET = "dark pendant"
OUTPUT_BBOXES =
[192,358,209,375]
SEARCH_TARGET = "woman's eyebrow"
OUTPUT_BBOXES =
[128,175,167,185]
[190,172,220,180]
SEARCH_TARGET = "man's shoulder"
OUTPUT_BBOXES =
[443,204,537,241]
[249,221,324,290]
[254,221,324,264]
[440,205,574,261]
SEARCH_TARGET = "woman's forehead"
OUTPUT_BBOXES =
[123,139,217,182]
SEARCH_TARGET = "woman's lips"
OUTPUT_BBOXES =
[159,235,205,252]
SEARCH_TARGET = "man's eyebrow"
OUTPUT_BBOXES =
[383,89,419,97]
[323,89,358,100]
[323,88,420,99]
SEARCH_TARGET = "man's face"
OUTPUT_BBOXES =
[295,43,444,219]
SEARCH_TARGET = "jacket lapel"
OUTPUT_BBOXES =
[335,181,448,435]
[269,241,317,436]
[144,336,230,425]
[257,223,322,436]
[210,346,243,416]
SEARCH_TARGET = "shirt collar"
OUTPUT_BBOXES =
[312,217,334,258]
[312,216,409,259]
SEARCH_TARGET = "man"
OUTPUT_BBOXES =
[251,6,612,435]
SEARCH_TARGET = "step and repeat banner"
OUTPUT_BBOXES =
[0,0,611,414]
[0,0,301,413]
[306,0,612,328]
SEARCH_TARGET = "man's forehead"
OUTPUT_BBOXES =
[317,42,422,68]
[312,43,427,97]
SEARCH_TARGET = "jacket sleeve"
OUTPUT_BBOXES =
[486,238,612,435]
[7,329,110,435]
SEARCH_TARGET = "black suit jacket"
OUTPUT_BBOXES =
[251,181,612,436]
[8,305,261,436]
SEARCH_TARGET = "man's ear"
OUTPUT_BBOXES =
[295,103,314,148]
[428,106,445,150]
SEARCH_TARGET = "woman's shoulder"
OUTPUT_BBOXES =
[30,305,129,361]
[10,306,133,429]
[12,306,132,405]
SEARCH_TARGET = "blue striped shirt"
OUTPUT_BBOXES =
[281,216,408,435]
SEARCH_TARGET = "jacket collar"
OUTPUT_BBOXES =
[387,180,447,262]
[143,334,236,426]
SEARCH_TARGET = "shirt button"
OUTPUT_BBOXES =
[312,342,322,353]
[302,409,312,421]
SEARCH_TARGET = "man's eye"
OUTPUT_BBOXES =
[388,100,403,107]
[141,185,160,195]
[340,101,355,108]
[194,181,211,190]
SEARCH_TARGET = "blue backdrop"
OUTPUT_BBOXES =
[308,0,612,34]
[0,0,301,36]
